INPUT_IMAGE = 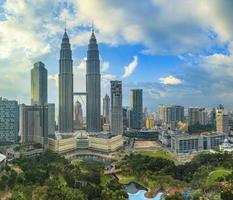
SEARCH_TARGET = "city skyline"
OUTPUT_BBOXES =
[1,0,233,112]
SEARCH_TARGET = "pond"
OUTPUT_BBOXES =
[125,182,164,200]
[128,191,164,200]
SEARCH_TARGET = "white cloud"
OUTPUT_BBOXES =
[122,56,138,78]
[101,61,110,73]
[159,76,182,85]
[1,0,233,109]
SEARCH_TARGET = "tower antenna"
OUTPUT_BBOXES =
[92,20,94,33]
[65,0,68,32]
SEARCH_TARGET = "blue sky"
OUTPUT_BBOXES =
[1,0,233,115]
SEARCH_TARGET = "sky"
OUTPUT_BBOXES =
[1,0,233,114]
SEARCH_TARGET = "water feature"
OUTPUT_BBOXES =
[128,191,164,200]
[125,182,164,200]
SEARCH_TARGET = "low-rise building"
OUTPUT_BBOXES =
[6,146,43,159]
[89,133,123,153]
[219,139,233,152]
[76,131,89,149]
[171,132,226,154]
[159,129,181,147]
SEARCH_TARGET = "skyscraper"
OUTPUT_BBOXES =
[59,30,73,133]
[86,29,101,133]
[31,61,47,105]
[111,81,123,135]
[130,89,143,129]
[74,100,83,130]
[103,94,110,124]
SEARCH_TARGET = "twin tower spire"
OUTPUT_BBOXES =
[58,25,101,133]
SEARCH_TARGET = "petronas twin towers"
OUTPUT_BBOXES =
[58,28,101,133]
[86,30,101,132]
[58,30,73,133]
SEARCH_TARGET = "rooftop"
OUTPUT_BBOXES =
[172,132,226,139]
[90,133,115,139]
[0,153,6,162]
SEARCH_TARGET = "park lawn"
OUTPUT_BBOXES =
[117,174,136,184]
[207,168,231,182]
[137,150,176,162]
[117,174,148,188]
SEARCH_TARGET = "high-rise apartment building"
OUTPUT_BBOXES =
[188,107,208,126]
[0,97,19,144]
[111,81,123,135]
[216,108,229,134]
[146,115,155,129]
[159,105,184,124]
[159,104,167,123]
[86,29,101,133]
[31,61,47,105]
[209,108,216,125]
[130,89,143,129]
[59,30,73,133]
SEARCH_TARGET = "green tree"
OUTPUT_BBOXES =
[9,192,27,200]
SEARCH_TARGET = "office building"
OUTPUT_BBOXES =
[188,107,208,126]
[130,89,143,129]
[74,100,83,130]
[111,81,123,135]
[123,107,130,129]
[31,61,47,105]
[103,94,110,124]
[86,29,101,133]
[216,108,229,134]
[0,97,19,144]
[59,30,73,133]
[19,104,48,147]
[48,103,55,136]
